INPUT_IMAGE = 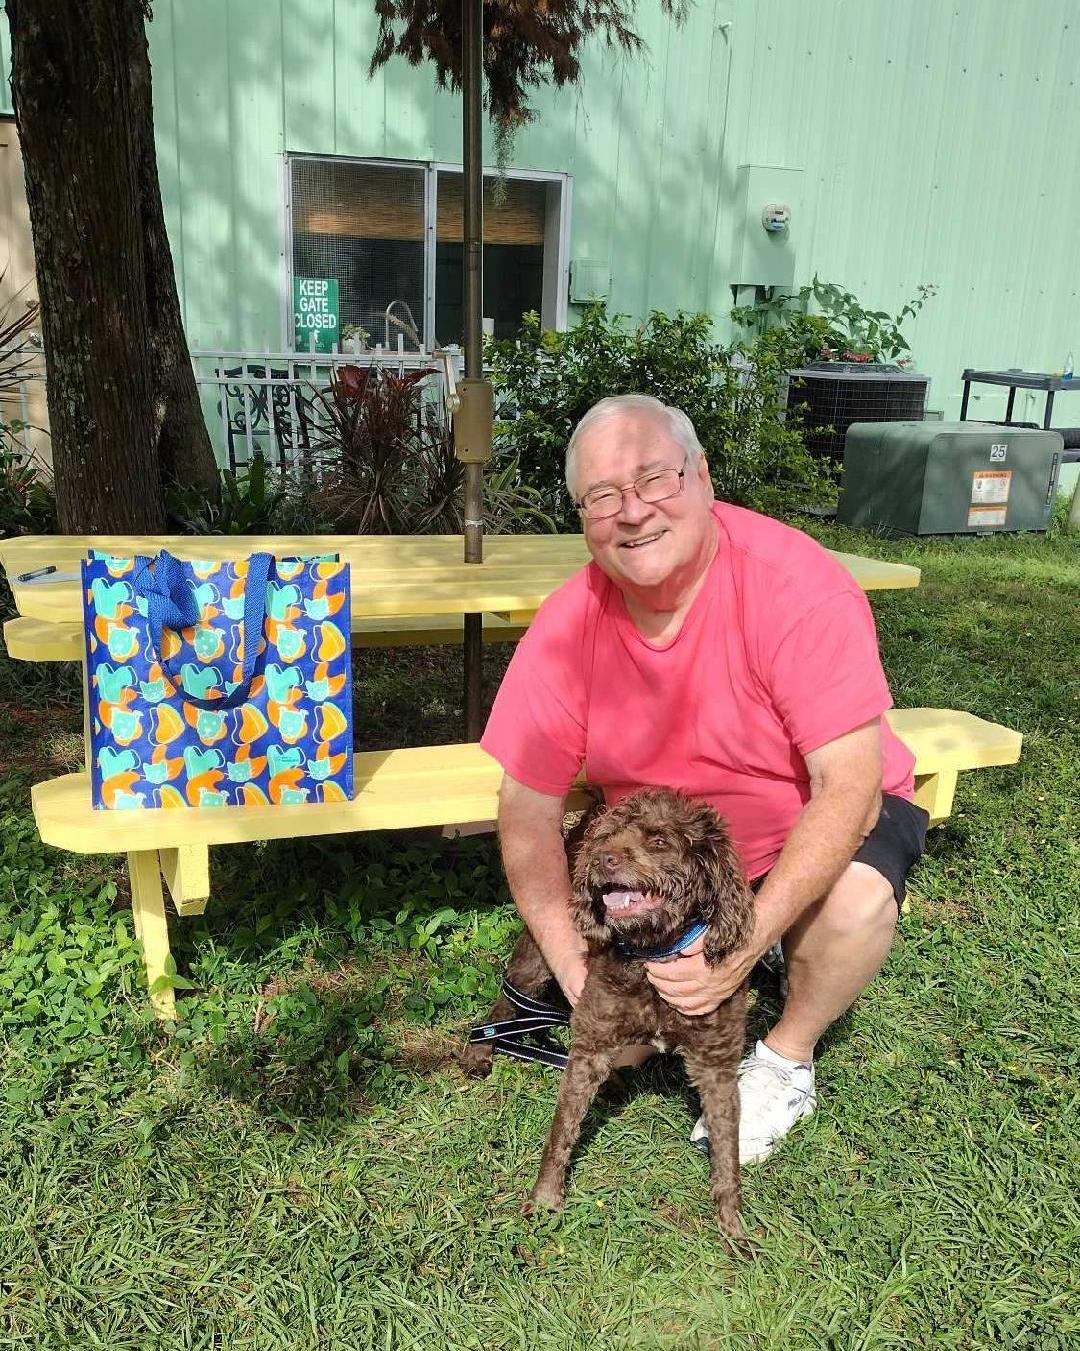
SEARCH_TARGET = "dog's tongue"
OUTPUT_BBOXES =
[604,889,646,912]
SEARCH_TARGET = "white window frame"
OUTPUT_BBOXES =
[281,153,572,351]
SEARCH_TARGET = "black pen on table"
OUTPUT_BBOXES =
[16,565,57,583]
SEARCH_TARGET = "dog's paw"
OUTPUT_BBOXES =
[455,1044,494,1079]
[716,1212,763,1260]
[522,1184,565,1216]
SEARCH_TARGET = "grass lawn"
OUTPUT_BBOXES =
[1,519,1078,1349]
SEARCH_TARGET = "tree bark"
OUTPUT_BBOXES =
[7,0,219,532]
[124,6,219,502]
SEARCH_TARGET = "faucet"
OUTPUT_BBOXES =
[383,300,423,350]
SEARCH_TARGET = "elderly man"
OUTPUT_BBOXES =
[480,394,928,1163]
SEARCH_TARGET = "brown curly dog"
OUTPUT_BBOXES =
[463,787,755,1240]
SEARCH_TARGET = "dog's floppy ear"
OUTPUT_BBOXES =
[567,806,614,948]
[569,883,613,947]
[694,821,755,966]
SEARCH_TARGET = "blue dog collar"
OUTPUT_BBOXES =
[613,918,709,962]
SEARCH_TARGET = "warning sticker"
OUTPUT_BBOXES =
[971,469,1012,505]
[968,504,1007,528]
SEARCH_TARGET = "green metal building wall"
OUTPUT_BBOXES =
[136,0,736,354]
[718,0,1080,430]
[2,0,1079,440]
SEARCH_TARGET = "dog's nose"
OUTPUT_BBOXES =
[601,851,623,873]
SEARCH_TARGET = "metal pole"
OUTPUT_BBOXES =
[462,0,484,739]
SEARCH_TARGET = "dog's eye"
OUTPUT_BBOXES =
[649,834,670,850]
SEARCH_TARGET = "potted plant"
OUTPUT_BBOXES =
[733,277,938,460]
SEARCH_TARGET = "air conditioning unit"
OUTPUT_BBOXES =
[837,421,1062,536]
[787,363,929,459]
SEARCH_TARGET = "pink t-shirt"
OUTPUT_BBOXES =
[480,503,915,880]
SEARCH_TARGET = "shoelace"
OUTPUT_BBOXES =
[739,1056,814,1116]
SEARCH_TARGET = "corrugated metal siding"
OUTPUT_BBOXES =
[1,1,1077,429]
[719,0,1080,420]
[146,0,735,348]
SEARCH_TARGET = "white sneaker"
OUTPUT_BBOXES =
[690,1040,816,1165]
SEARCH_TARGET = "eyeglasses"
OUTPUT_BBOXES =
[572,456,689,521]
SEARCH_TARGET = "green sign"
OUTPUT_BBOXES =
[293,277,339,352]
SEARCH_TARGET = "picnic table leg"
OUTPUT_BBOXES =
[913,770,958,826]
[127,850,176,1021]
[159,845,211,917]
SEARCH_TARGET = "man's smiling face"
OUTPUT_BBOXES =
[572,410,716,596]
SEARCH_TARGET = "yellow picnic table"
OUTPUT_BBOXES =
[0,532,923,634]
[0,531,1023,1020]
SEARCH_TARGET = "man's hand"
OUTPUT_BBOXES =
[552,953,588,1007]
[644,935,764,1016]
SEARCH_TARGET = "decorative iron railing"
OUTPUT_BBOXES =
[0,338,463,473]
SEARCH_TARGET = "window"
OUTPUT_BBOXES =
[286,155,570,352]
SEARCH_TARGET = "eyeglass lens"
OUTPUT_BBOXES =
[583,467,682,519]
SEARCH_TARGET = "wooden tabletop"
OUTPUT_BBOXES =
[0,532,920,626]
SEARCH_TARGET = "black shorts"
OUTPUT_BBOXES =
[853,793,930,908]
[754,793,929,910]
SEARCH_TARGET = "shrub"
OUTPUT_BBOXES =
[165,451,292,535]
[167,366,555,538]
[0,438,56,539]
[305,364,553,536]
[307,365,449,534]
[731,275,938,365]
[486,304,832,528]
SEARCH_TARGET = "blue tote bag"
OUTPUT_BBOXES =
[81,550,354,809]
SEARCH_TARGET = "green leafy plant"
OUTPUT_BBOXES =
[339,322,371,348]
[732,275,938,364]
[165,452,289,535]
[486,304,831,527]
[720,327,836,509]
[0,438,56,539]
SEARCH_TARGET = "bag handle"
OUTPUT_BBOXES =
[132,549,273,710]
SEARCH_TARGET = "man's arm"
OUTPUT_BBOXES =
[645,719,883,1015]
[496,773,590,1005]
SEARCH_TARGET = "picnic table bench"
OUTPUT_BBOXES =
[0,533,1022,1020]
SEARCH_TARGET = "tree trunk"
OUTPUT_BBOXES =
[8,0,219,532]
[8,0,164,532]
[124,6,219,503]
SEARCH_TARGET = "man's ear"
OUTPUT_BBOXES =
[695,453,715,500]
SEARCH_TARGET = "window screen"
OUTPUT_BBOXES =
[435,172,546,345]
[291,159,425,349]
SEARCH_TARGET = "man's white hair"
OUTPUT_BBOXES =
[564,394,703,498]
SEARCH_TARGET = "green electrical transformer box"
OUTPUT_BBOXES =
[837,421,1063,537]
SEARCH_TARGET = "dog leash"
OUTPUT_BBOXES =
[467,978,570,1070]
[469,919,710,1068]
